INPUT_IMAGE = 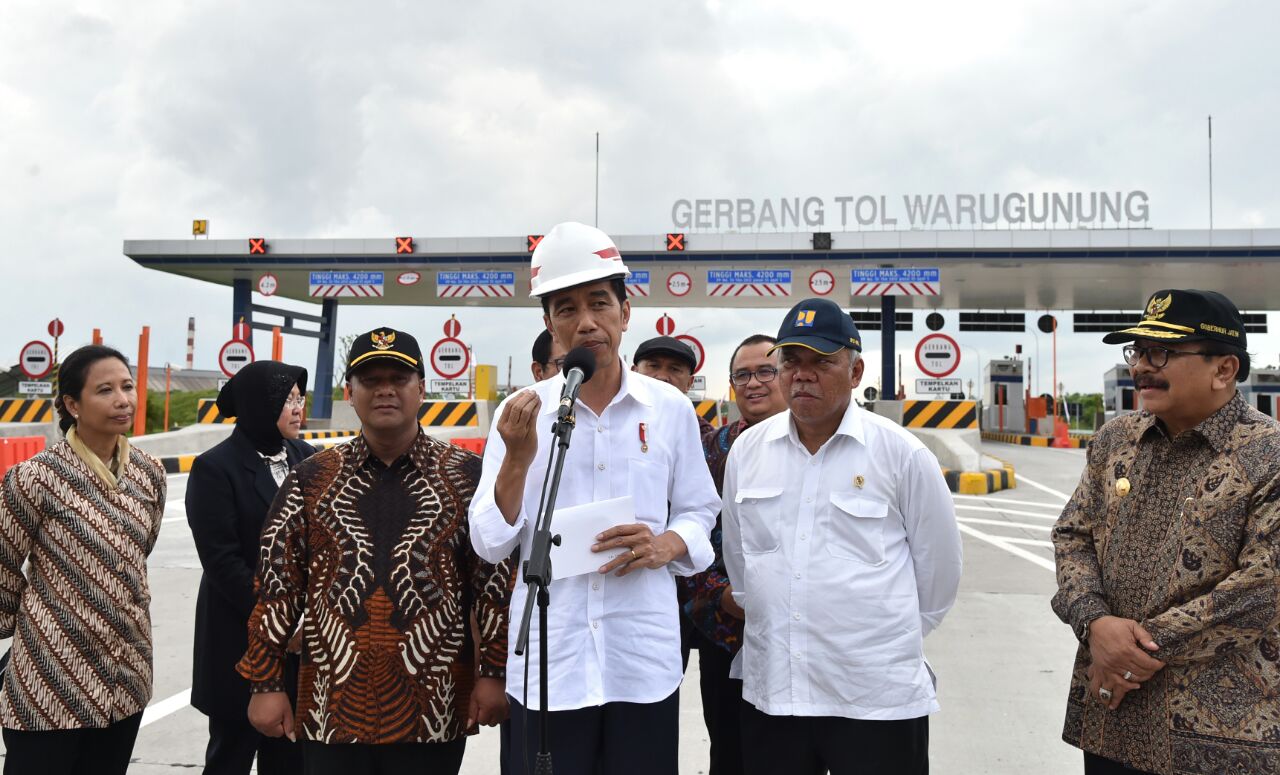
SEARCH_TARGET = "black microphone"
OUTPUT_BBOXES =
[557,347,596,421]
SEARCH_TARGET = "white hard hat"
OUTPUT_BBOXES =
[529,222,631,298]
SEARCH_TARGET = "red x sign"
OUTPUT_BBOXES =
[248,238,266,255]
[666,233,686,251]
[527,234,544,252]
[395,236,414,254]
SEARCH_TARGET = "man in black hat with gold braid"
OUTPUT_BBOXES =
[1052,289,1280,774]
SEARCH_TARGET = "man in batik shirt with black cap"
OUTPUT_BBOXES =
[239,327,515,775]
[1053,289,1280,775]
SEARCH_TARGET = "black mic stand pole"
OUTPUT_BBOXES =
[515,409,577,775]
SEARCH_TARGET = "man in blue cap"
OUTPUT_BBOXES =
[722,298,963,775]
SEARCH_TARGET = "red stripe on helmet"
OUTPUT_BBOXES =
[594,247,621,260]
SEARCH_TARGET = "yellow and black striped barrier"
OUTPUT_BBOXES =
[160,454,197,474]
[940,464,1017,494]
[0,399,54,423]
[299,430,357,440]
[981,431,1090,449]
[694,400,721,427]
[418,401,479,427]
[903,400,978,429]
[196,399,235,424]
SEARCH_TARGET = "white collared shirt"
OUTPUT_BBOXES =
[722,400,962,721]
[469,364,720,710]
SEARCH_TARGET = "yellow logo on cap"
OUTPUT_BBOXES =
[796,310,816,327]
[371,331,396,350]
[1144,293,1172,321]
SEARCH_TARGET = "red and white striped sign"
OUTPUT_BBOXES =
[309,271,385,298]
[626,270,650,297]
[851,281,938,296]
[707,269,792,298]
[436,271,515,298]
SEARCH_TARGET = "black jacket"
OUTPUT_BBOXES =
[186,427,315,718]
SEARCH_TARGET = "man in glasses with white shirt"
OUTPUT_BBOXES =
[1053,289,1280,775]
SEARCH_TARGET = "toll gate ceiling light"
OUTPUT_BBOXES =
[526,235,543,252]
[665,233,686,251]
[959,312,1025,332]
[849,311,913,332]
[812,232,832,250]
[926,312,944,331]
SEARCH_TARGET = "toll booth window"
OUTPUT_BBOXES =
[1259,395,1273,416]
[1121,389,1135,411]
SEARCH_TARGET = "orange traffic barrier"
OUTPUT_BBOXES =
[0,436,46,476]
[450,437,486,456]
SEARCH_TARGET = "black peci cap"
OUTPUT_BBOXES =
[633,336,697,372]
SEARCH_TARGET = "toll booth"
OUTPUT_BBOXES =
[1242,368,1280,421]
[1102,364,1137,424]
[982,359,1025,432]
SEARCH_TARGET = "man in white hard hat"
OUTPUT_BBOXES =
[469,222,720,774]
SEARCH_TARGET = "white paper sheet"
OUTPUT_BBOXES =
[548,495,635,580]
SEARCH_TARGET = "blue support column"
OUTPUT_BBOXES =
[312,299,338,420]
[232,278,252,333]
[881,295,896,399]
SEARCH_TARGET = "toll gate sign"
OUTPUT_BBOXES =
[915,333,960,379]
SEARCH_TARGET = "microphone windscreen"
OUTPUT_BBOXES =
[562,346,596,383]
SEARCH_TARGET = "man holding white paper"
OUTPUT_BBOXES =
[469,222,720,774]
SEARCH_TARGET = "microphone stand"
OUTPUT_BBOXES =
[515,407,577,775]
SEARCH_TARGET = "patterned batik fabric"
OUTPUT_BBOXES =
[237,432,515,745]
[1052,392,1280,774]
[0,441,166,730]
[679,419,749,653]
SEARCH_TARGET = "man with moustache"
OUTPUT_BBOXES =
[722,298,962,775]
[684,333,788,775]
[1052,289,1280,775]
[469,222,719,773]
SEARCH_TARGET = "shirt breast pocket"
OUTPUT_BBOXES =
[627,456,669,532]
[825,492,889,566]
[733,486,784,554]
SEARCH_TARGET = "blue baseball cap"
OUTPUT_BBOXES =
[769,298,862,355]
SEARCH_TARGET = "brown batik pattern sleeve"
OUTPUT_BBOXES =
[237,466,310,692]
[454,449,516,680]
[1051,424,1114,639]
[1141,465,1280,666]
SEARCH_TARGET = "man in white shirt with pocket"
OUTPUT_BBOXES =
[722,297,963,775]
[469,221,720,774]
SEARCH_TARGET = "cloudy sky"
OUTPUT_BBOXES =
[3,0,1277,408]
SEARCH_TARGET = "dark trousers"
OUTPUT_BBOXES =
[205,713,302,774]
[695,635,744,775]
[1084,751,1158,775]
[504,690,680,775]
[2,711,142,775]
[739,701,928,775]
[301,738,465,775]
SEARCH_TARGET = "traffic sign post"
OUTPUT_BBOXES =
[666,271,692,297]
[444,316,462,338]
[655,314,675,336]
[808,269,835,296]
[19,341,53,380]
[674,334,705,374]
[218,339,255,378]
[47,319,63,395]
[430,338,470,380]
[18,382,52,396]
[916,378,963,395]
[915,333,960,379]
[257,273,279,296]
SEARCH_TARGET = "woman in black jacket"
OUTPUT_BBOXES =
[186,361,315,775]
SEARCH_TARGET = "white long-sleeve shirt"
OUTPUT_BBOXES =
[469,365,720,710]
[722,400,962,721]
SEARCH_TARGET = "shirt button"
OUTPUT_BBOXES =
[794,651,802,659]
[805,496,812,503]
[597,426,604,433]
[592,621,600,629]
[794,572,801,579]
[799,533,807,541]
[592,582,600,591]
[793,613,801,621]
[598,463,606,470]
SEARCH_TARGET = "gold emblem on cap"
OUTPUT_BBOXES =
[855,475,865,489]
[371,331,396,350]
[1144,293,1172,321]
[1115,477,1131,497]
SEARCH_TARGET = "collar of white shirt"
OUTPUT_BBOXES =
[762,395,867,449]
[538,357,655,417]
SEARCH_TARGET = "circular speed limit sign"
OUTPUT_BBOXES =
[666,271,692,297]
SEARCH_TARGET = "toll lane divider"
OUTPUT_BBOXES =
[694,400,721,427]
[903,400,978,430]
[0,399,54,423]
[940,463,1016,495]
[981,431,1090,449]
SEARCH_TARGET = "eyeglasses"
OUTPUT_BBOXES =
[1122,344,1215,369]
[551,357,566,371]
[730,366,779,387]
[283,396,306,409]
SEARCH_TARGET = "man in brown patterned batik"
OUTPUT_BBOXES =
[238,328,515,775]
[1052,289,1280,775]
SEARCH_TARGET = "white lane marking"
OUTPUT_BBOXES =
[161,516,187,525]
[954,504,1059,521]
[999,537,1054,548]
[957,523,1055,572]
[953,494,1065,510]
[1014,472,1072,503]
[957,517,1054,532]
[166,473,190,483]
[140,687,191,728]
